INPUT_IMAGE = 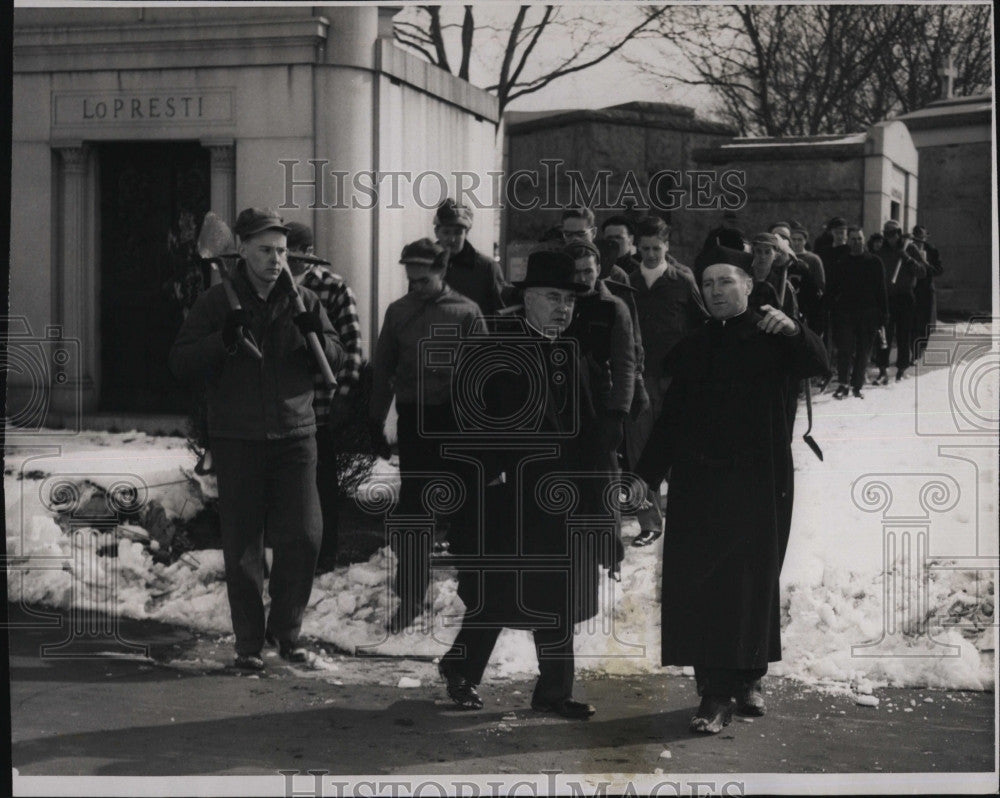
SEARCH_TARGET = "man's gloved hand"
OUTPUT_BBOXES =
[629,380,650,421]
[293,308,324,338]
[222,309,251,351]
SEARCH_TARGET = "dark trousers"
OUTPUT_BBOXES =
[694,665,768,699]
[393,402,456,623]
[212,435,321,655]
[315,424,340,563]
[913,283,936,359]
[877,293,916,372]
[442,623,575,702]
[834,318,876,389]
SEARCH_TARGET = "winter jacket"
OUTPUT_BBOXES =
[169,265,344,440]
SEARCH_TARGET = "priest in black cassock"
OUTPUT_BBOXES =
[635,245,829,734]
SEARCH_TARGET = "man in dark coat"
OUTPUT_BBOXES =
[635,247,829,734]
[439,250,603,720]
[828,227,888,399]
[434,198,508,315]
[910,225,944,359]
[625,216,707,547]
[873,220,926,383]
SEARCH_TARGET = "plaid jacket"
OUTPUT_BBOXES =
[300,264,363,424]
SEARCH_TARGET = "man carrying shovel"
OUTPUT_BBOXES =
[170,207,345,671]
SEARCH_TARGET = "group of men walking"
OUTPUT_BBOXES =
[170,197,938,735]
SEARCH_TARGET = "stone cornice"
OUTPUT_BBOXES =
[14,16,329,72]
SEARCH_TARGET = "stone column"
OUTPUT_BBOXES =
[52,143,98,416]
[204,139,236,226]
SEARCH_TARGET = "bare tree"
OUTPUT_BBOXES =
[641,4,993,136]
[394,5,667,115]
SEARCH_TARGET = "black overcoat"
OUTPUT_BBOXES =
[447,319,606,628]
[635,311,828,669]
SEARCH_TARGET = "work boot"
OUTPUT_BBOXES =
[233,653,266,672]
[735,680,766,716]
[689,695,734,734]
[832,384,849,400]
[896,367,907,381]
[873,370,889,386]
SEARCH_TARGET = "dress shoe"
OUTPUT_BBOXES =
[852,387,864,399]
[233,653,266,672]
[689,695,734,733]
[896,368,907,381]
[832,384,849,400]
[278,644,309,663]
[438,662,484,710]
[873,371,889,386]
[735,680,766,716]
[531,697,596,720]
[632,528,662,547]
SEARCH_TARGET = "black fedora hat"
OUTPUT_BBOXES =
[512,249,590,293]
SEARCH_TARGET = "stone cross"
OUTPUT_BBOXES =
[937,52,957,100]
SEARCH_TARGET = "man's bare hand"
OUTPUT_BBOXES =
[758,304,798,336]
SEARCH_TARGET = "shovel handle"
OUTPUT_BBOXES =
[282,266,336,389]
[212,263,263,361]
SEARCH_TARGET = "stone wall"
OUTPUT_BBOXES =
[915,141,992,314]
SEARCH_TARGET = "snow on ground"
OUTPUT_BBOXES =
[4,333,997,691]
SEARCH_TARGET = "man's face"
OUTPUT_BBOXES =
[848,230,865,256]
[831,226,848,246]
[435,224,467,256]
[771,225,791,242]
[405,263,445,297]
[240,230,288,287]
[789,232,807,253]
[523,286,576,336]
[603,224,633,256]
[751,244,776,280]
[701,264,752,320]
[562,217,595,243]
[573,256,599,290]
[884,227,902,246]
[637,235,668,269]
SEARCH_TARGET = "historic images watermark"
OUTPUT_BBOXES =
[280,770,747,797]
[277,160,748,214]
[2,316,83,436]
[851,318,999,658]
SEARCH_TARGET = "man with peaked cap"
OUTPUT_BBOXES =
[285,221,363,574]
[170,208,345,671]
[788,223,827,338]
[626,215,707,548]
[433,198,508,315]
[370,238,484,633]
[439,249,604,720]
[635,246,828,734]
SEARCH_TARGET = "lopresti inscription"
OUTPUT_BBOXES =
[53,89,234,127]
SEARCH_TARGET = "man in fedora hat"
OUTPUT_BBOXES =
[439,249,605,719]
[635,245,828,734]
[170,207,345,671]
[370,238,483,633]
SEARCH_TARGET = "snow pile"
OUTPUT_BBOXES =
[4,350,996,691]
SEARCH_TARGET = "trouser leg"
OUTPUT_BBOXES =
[315,424,340,564]
[834,319,853,385]
[441,624,502,685]
[263,435,322,645]
[212,438,268,656]
[894,294,916,370]
[851,324,875,390]
[532,625,576,703]
[694,665,769,699]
